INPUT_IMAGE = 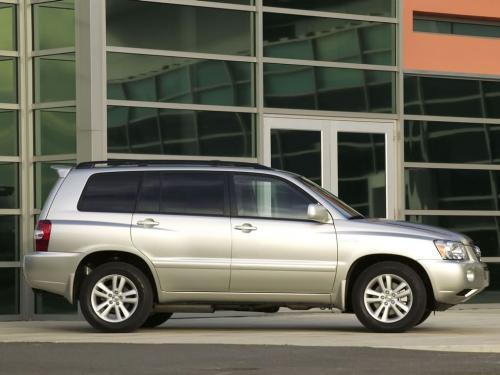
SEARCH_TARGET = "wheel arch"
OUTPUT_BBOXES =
[344,254,435,313]
[73,250,160,304]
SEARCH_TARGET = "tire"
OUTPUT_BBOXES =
[352,261,427,333]
[80,262,154,333]
[417,309,433,326]
[142,313,173,328]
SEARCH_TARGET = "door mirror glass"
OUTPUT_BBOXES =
[307,203,331,223]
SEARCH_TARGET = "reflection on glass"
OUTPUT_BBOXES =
[34,108,76,156]
[35,291,77,314]
[405,121,500,164]
[107,53,253,107]
[404,75,500,119]
[33,0,75,50]
[0,4,16,51]
[407,215,500,258]
[0,163,18,209]
[106,1,253,56]
[35,161,74,209]
[271,129,322,185]
[264,14,395,66]
[0,110,17,156]
[108,107,255,157]
[0,268,19,315]
[0,216,18,262]
[263,0,395,17]
[264,64,395,113]
[338,132,386,217]
[34,54,75,103]
[405,168,500,211]
[0,57,17,103]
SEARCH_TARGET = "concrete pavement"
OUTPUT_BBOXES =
[0,307,499,353]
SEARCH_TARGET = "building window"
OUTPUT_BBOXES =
[414,13,500,39]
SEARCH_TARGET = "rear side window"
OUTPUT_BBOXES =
[78,172,141,213]
[136,172,227,216]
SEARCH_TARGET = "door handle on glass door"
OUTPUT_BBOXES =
[137,218,159,227]
[234,223,257,233]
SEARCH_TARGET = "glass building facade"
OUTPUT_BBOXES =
[0,0,498,320]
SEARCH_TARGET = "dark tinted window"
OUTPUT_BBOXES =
[136,172,227,216]
[233,174,315,220]
[78,172,141,213]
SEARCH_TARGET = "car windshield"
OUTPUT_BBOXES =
[297,176,364,219]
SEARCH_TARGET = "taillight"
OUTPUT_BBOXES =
[35,220,52,252]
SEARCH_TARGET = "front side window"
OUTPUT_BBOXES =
[78,172,141,213]
[136,172,227,216]
[232,174,315,220]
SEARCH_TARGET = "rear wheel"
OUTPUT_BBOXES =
[80,262,153,332]
[352,261,427,333]
[417,309,433,326]
[142,313,173,328]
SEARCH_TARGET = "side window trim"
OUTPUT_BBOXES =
[135,170,231,218]
[229,172,318,222]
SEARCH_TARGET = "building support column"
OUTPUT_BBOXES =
[75,0,107,162]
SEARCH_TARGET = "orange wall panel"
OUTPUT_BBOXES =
[404,0,500,76]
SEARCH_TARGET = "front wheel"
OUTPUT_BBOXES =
[352,261,427,333]
[80,262,154,333]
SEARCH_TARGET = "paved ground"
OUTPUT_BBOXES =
[0,307,499,353]
[1,343,500,375]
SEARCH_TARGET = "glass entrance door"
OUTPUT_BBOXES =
[263,116,396,219]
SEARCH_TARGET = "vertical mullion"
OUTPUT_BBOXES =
[396,0,405,220]
[255,0,264,162]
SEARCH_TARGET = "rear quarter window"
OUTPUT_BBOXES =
[77,172,141,213]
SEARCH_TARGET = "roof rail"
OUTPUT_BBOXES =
[75,159,272,170]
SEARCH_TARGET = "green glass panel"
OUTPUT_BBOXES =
[407,216,500,258]
[404,75,500,119]
[264,14,395,66]
[413,19,452,34]
[35,291,77,314]
[264,64,395,113]
[0,110,17,156]
[405,168,500,211]
[0,163,18,209]
[107,53,254,107]
[271,130,322,185]
[405,121,500,164]
[33,0,75,50]
[35,161,74,209]
[106,1,253,56]
[414,17,500,38]
[107,107,255,157]
[0,268,19,315]
[339,132,386,218]
[34,54,75,103]
[0,57,17,103]
[0,216,19,261]
[0,4,16,51]
[263,0,395,17]
[34,108,76,155]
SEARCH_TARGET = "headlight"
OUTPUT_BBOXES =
[434,240,469,261]
[473,245,481,261]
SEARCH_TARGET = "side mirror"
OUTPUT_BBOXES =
[307,203,331,224]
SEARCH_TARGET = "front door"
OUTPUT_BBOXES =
[229,173,337,294]
[264,116,396,219]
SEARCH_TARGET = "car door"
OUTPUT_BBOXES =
[229,173,337,294]
[131,171,232,292]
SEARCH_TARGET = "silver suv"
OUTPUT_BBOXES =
[24,160,489,333]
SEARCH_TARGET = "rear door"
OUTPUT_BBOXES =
[131,171,232,292]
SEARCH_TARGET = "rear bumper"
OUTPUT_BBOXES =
[419,259,489,307]
[23,252,82,303]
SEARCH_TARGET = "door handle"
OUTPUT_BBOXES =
[234,223,257,233]
[137,218,159,228]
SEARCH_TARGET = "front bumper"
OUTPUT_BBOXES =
[420,259,489,307]
[23,252,82,303]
